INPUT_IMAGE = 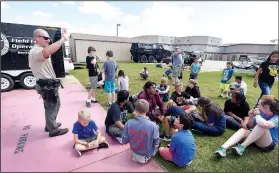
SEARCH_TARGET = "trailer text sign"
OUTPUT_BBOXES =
[1,33,34,56]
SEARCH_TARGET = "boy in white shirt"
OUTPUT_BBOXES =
[230,76,248,95]
[140,67,148,80]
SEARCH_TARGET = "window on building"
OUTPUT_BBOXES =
[188,40,189,42]
[178,40,180,42]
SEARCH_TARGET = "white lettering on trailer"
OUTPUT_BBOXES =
[1,33,10,56]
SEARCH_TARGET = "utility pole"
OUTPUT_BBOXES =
[116,24,121,37]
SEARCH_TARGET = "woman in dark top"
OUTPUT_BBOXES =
[224,92,250,130]
[185,79,201,99]
[192,97,226,136]
[254,51,279,107]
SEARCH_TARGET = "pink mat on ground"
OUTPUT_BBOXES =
[1,84,164,172]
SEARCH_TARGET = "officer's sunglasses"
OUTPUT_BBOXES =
[37,35,50,40]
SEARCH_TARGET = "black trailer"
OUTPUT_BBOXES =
[1,22,66,92]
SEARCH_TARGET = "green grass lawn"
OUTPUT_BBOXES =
[71,62,278,172]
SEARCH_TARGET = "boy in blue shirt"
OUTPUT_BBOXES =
[219,62,234,99]
[189,56,201,80]
[159,112,196,167]
[102,50,118,106]
[72,110,109,157]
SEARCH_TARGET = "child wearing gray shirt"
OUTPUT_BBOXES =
[102,50,118,105]
[122,99,160,163]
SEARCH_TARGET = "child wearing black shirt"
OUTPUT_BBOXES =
[86,46,100,107]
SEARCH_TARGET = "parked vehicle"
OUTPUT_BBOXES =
[130,43,172,63]
[183,50,205,66]
[1,22,66,92]
[233,55,265,74]
[64,57,74,73]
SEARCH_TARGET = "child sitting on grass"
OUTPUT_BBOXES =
[140,67,149,80]
[169,82,196,114]
[192,97,226,136]
[160,101,185,141]
[156,77,170,102]
[185,79,201,103]
[159,112,196,167]
[72,110,109,157]
[215,95,279,157]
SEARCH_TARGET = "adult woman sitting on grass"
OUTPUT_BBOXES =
[215,96,279,157]
[192,97,226,136]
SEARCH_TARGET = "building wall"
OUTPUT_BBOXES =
[70,33,135,62]
[69,33,277,62]
[133,35,159,43]
[74,40,132,62]
[221,44,275,54]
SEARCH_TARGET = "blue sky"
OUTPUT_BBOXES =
[1,1,278,44]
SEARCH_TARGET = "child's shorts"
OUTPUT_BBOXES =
[163,73,172,80]
[73,135,97,148]
[219,83,230,91]
[104,80,115,93]
[181,105,191,111]
[184,101,194,105]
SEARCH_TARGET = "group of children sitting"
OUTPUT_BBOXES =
[80,48,278,168]
[72,85,278,168]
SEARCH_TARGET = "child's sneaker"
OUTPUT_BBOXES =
[86,101,91,108]
[159,134,171,141]
[214,146,227,157]
[232,144,245,156]
[116,137,123,144]
[76,150,84,157]
[91,100,100,103]
[98,142,109,149]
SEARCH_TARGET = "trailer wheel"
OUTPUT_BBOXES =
[140,55,148,63]
[20,73,36,89]
[148,55,155,63]
[1,74,14,92]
